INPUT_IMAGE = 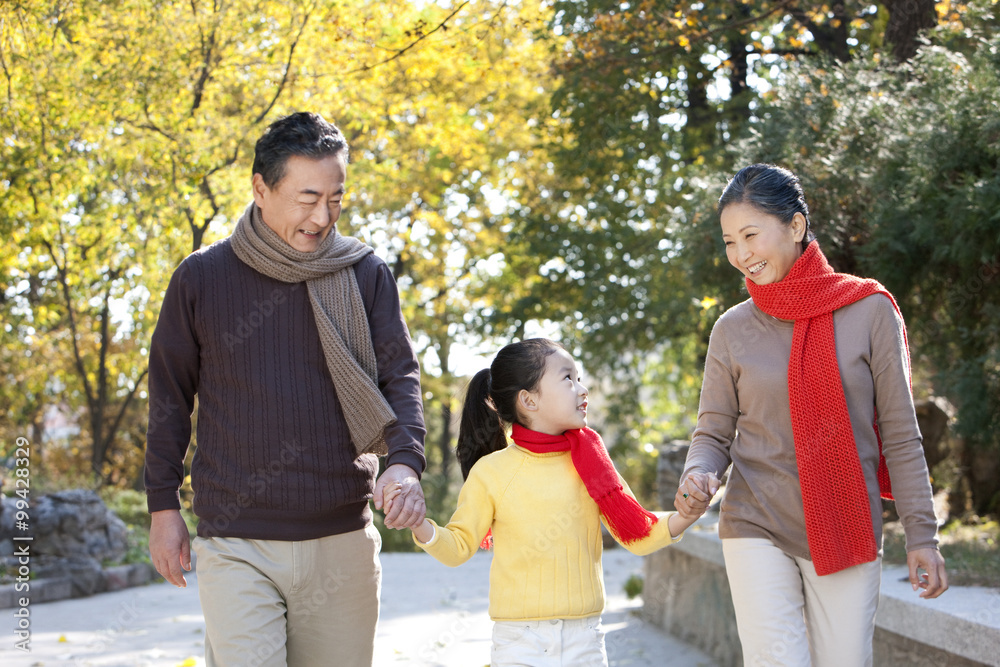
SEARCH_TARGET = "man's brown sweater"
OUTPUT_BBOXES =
[145,237,425,540]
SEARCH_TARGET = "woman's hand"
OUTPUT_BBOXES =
[907,547,948,598]
[676,471,721,520]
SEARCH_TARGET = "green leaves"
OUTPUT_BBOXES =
[727,21,1000,507]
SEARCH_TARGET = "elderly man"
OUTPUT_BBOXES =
[145,112,426,666]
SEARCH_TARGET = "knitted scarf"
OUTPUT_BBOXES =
[511,423,658,544]
[746,240,903,575]
[230,202,396,457]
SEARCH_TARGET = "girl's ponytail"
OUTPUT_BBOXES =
[456,368,507,479]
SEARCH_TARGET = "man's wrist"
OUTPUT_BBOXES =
[384,453,425,478]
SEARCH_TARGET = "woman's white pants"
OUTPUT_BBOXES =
[722,537,881,667]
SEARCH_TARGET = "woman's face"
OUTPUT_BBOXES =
[720,202,806,285]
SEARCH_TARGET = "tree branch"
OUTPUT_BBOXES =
[348,1,472,74]
[0,25,13,103]
[42,238,96,411]
[253,4,314,126]
[190,19,218,115]
[101,368,149,470]
[576,0,800,72]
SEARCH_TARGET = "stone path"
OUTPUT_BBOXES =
[1,549,718,667]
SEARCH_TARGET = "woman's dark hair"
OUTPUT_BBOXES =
[718,163,815,251]
[252,112,349,188]
[456,338,563,479]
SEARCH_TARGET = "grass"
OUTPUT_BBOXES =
[882,517,1000,587]
[624,573,644,599]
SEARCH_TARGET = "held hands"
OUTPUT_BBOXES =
[676,471,722,521]
[373,464,426,529]
[665,471,721,538]
[380,482,434,543]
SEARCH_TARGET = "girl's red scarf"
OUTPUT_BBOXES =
[746,240,902,575]
[511,423,658,544]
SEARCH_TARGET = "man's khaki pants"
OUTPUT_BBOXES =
[194,525,382,667]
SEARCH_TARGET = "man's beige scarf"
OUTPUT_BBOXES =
[230,202,395,457]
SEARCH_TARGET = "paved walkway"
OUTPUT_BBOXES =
[2,549,718,667]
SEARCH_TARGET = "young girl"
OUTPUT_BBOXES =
[384,338,717,666]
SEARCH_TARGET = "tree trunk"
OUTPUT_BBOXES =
[791,2,851,62]
[439,399,452,483]
[432,336,455,510]
[883,0,938,62]
[726,30,751,135]
[683,61,714,160]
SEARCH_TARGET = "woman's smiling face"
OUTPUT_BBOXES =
[720,201,806,285]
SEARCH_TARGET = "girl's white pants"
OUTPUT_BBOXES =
[491,614,607,666]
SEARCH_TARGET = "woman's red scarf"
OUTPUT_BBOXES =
[511,423,658,544]
[746,240,903,575]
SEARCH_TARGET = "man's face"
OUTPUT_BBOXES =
[252,153,347,253]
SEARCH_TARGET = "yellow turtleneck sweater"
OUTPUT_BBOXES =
[414,444,682,621]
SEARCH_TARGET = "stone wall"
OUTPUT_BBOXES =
[643,521,740,667]
[646,438,1000,667]
[644,525,1000,667]
[0,489,157,606]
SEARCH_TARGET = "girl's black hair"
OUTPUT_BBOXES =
[456,338,563,479]
[718,163,815,251]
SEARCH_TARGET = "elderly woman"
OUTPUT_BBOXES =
[677,163,947,666]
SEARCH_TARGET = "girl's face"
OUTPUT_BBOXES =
[519,348,589,435]
[720,202,806,285]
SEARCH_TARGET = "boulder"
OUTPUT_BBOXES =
[657,440,692,511]
[31,489,128,562]
[0,488,133,601]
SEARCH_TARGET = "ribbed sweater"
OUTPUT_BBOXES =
[685,295,938,561]
[416,444,682,621]
[144,238,425,540]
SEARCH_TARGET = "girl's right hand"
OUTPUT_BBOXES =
[676,472,721,519]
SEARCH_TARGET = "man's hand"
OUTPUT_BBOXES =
[374,464,425,529]
[907,547,948,599]
[149,509,192,588]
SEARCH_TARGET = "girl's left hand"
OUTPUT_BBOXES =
[676,472,720,519]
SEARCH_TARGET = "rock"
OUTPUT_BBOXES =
[31,489,128,562]
[914,397,952,470]
[657,440,691,511]
[0,488,134,602]
[0,495,16,566]
[34,555,107,597]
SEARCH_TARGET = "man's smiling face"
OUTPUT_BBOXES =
[252,153,347,253]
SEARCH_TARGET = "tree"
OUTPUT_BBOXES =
[1,0,155,480]
[480,1,989,498]
[0,0,561,494]
[687,10,1000,512]
[320,0,561,492]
